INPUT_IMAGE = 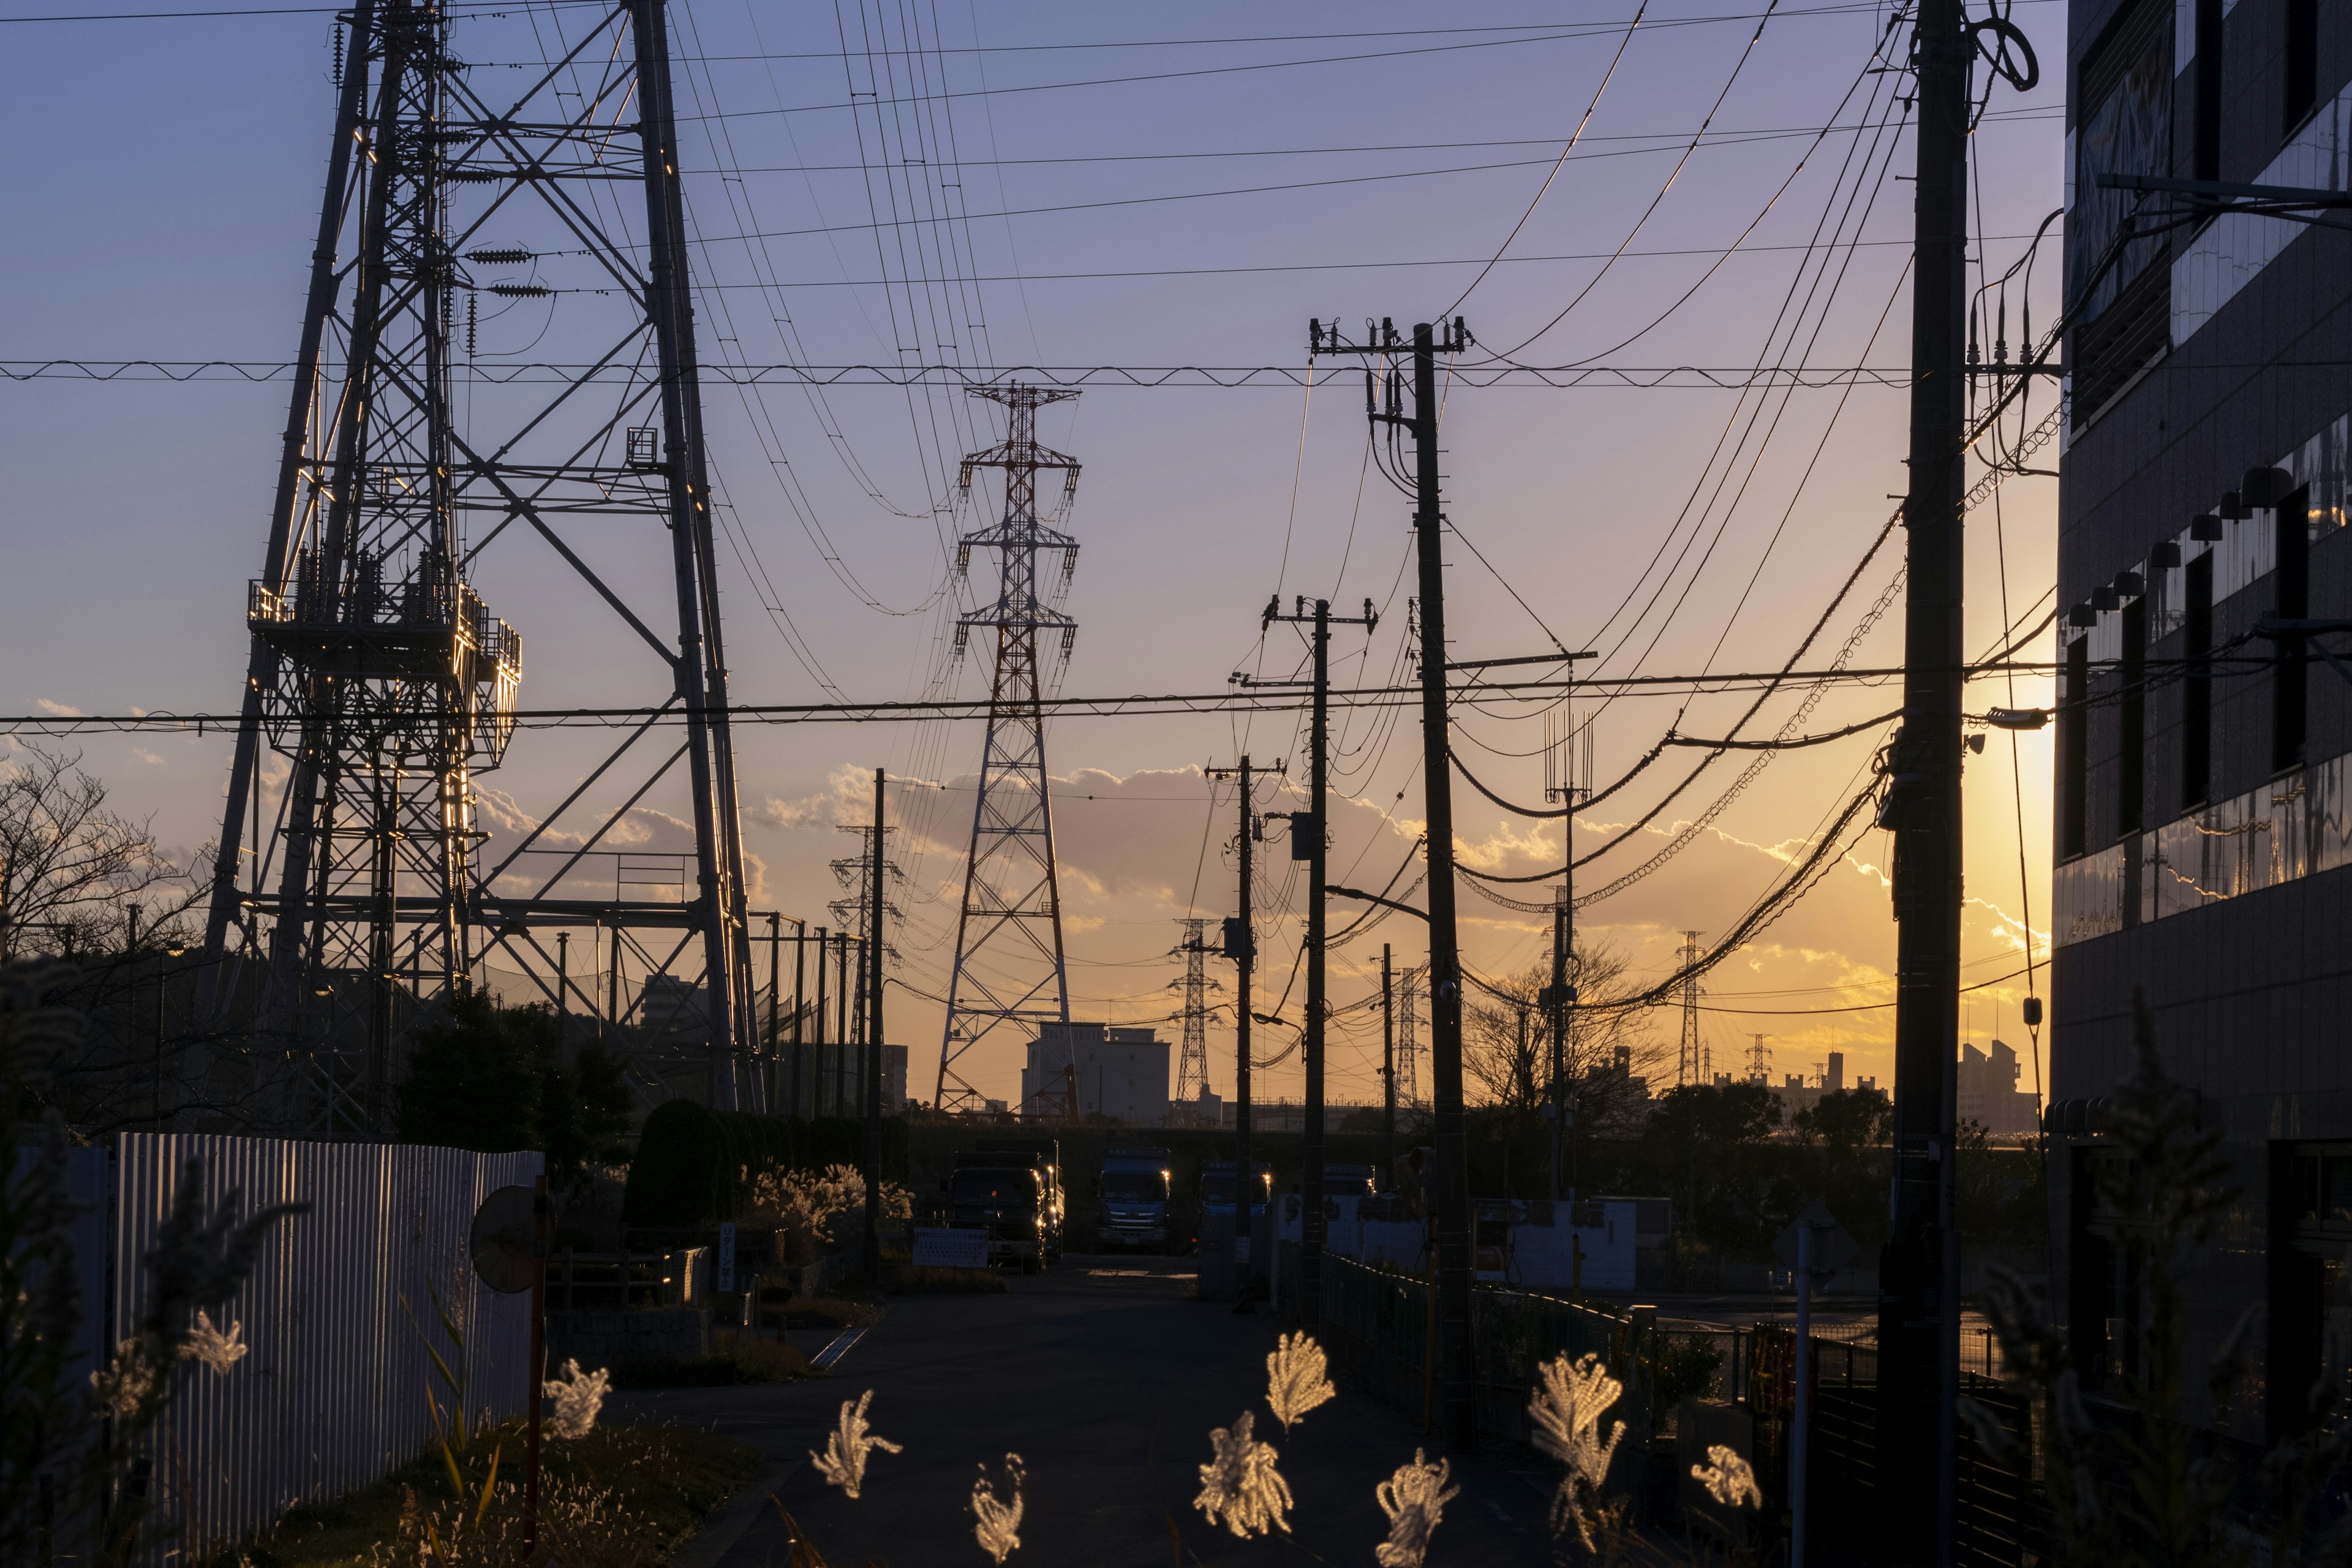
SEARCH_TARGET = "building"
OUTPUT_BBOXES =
[2051,0,2352,1445]
[1022,1022,1170,1123]
[1958,1039,2041,1138]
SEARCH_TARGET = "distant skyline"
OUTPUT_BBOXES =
[0,0,2066,1108]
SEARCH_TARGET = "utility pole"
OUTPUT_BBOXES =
[1260,593,1377,1332]
[864,770,885,1281]
[1311,312,1477,1451]
[1543,709,1588,1203]
[1882,0,1972,1554]
[790,921,807,1118]
[810,926,827,1119]
[1207,756,1275,1311]
[1381,943,1396,1188]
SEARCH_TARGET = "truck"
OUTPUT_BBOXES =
[1095,1147,1178,1252]
[1199,1158,1272,1236]
[946,1139,1066,1272]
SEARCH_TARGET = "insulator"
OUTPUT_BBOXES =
[466,293,476,357]
[446,168,501,184]
[465,246,532,265]
[952,624,970,658]
[488,283,552,298]
[954,543,971,577]
[331,20,344,89]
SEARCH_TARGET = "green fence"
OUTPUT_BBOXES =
[1319,1254,1630,1445]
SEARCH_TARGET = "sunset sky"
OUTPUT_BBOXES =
[0,0,2066,1109]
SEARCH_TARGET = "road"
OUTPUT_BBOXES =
[610,1256,1562,1566]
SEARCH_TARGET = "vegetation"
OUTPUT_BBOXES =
[396,987,633,1187]
[1974,987,2350,1565]
[221,1421,761,1567]
[622,1098,903,1227]
[1,959,306,1565]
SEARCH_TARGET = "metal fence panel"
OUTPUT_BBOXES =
[111,1133,542,1558]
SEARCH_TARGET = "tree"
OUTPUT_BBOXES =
[397,989,632,1187]
[1642,1081,1784,1252]
[1464,940,1656,1116]
[1793,1084,1894,1243]
[0,747,191,962]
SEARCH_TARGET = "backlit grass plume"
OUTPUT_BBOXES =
[1264,1331,1336,1433]
[541,1357,611,1439]
[1374,1449,1460,1567]
[811,1390,902,1500]
[1194,1410,1292,1538]
[970,1453,1024,1564]
[1691,1444,1762,1509]
[1529,1352,1626,1548]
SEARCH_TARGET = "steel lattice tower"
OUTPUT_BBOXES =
[1175,918,1211,1112]
[1397,966,1420,1107]
[934,385,1082,1112]
[1676,930,1706,1087]
[190,0,756,1133]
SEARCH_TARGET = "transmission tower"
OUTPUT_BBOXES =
[934,386,1083,1112]
[1676,930,1705,1087]
[1174,919,1213,1117]
[190,0,756,1134]
[1397,965,1421,1107]
[1749,1033,1771,1084]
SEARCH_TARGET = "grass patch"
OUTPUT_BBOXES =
[224,1422,760,1568]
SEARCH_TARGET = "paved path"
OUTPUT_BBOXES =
[610,1257,1561,1566]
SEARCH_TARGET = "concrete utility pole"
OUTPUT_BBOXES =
[1262,594,1377,1332]
[1207,755,1271,1310]
[1543,710,1586,1203]
[1310,313,1477,1451]
[1382,943,1396,1188]
[1882,0,1973,1555]
[863,769,886,1281]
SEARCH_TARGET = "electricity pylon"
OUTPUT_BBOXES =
[935,385,1082,1112]
[191,0,756,1135]
[1174,918,1215,1118]
[1397,965,1420,1107]
[1676,930,1706,1087]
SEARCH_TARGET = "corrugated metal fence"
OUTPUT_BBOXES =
[110,1133,542,1558]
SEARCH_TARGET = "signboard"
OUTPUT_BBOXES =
[912,1227,990,1269]
[717,1221,737,1292]
[1772,1201,1860,1277]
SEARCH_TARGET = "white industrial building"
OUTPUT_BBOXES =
[1021,1022,1170,1124]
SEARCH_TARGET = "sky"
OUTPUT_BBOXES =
[0,0,2068,1110]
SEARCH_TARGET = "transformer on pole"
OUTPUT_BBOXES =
[934,385,1082,1114]
[190,0,755,1133]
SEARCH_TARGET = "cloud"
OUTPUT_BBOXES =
[35,698,82,717]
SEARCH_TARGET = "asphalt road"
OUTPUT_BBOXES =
[609,1256,1563,1566]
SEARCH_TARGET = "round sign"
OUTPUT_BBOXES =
[469,1185,545,1295]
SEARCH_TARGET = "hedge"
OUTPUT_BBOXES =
[622,1102,910,1228]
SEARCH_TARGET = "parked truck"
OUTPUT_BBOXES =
[946,1139,1065,1272]
[1095,1147,1178,1252]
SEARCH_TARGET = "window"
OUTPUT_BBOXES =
[2276,489,2310,771]
[2194,0,2223,184]
[2062,634,2091,855]
[2119,599,2146,832]
[2070,0,2173,419]
[2285,0,2320,134]
[2184,551,2214,805]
